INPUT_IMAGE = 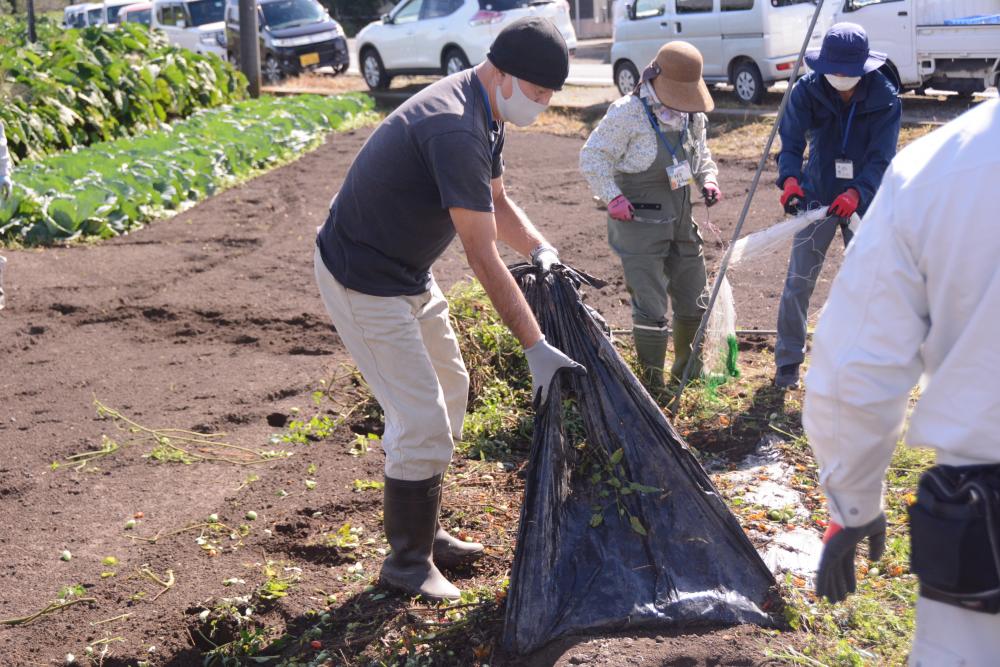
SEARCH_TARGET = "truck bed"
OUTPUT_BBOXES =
[916,23,1000,58]
[916,0,1000,25]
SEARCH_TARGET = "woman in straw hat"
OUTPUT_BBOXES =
[580,41,720,397]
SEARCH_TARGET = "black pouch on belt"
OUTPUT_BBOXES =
[909,464,1000,613]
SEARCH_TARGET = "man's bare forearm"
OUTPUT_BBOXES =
[494,194,550,258]
[464,241,542,348]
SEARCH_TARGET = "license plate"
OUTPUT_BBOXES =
[299,52,319,67]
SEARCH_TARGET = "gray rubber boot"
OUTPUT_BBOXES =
[633,327,668,394]
[430,470,484,568]
[670,317,703,383]
[379,475,460,601]
[433,522,484,569]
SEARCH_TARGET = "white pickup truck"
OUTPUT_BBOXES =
[832,0,1000,95]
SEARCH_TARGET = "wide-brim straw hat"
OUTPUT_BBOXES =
[640,41,714,113]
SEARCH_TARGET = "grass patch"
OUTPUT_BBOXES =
[260,280,931,666]
[676,348,931,666]
[448,280,533,461]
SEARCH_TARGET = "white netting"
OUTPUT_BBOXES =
[701,208,861,380]
[728,207,829,267]
[702,273,736,379]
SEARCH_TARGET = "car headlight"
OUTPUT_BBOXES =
[200,30,223,45]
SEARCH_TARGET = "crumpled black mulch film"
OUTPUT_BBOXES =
[502,264,779,655]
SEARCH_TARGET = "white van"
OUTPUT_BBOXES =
[103,0,146,23]
[63,3,87,27]
[612,0,816,103]
[151,0,227,58]
[82,2,105,26]
[831,0,1000,96]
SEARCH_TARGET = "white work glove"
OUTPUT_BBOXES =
[0,176,10,201]
[530,244,559,273]
[524,337,586,407]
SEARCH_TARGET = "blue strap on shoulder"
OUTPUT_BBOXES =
[639,97,688,164]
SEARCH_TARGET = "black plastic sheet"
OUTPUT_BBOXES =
[502,265,778,655]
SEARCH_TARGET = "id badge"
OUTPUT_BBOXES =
[835,159,854,180]
[666,160,693,191]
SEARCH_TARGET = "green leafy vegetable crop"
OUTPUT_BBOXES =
[0,94,373,245]
[0,16,247,162]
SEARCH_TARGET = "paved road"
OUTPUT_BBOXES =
[345,37,614,87]
[340,37,996,105]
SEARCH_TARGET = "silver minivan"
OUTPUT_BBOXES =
[612,0,817,104]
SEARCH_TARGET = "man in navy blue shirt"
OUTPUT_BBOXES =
[314,18,583,601]
[773,22,902,389]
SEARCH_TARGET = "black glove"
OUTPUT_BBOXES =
[815,513,887,604]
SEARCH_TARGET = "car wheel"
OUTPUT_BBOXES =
[614,60,639,96]
[263,56,283,84]
[442,47,470,76]
[333,62,348,75]
[361,47,391,90]
[733,61,764,105]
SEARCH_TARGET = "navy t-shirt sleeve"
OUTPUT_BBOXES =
[424,130,495,213]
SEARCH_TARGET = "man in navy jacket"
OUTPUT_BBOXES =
[773,22,901,388]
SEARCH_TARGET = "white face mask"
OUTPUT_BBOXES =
[642,81,686,130]
[496,76,547,127]
[825,74,861,92]
[655,105,687,130]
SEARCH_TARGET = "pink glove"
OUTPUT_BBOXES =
[828,188,860,218]
[702,182,721,207]
[607,194,634,221]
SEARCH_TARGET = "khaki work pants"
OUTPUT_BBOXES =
[314,247,469,480]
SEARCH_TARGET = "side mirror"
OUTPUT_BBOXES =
[626,1,636,20]
[381,12,393,24]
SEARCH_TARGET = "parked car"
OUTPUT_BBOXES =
[120,2,154,25]
[356,0,578,91]
[63,3,87,27]
[151,0,227,58]
[612,0,816,104]
[224,0,349,82]
[103,0,146,23]
[84,2,105,26]
[830,0,1000,96]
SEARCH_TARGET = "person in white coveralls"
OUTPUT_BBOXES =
[804,97,1000,666]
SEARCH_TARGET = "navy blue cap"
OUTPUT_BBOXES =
[805,22,886,76]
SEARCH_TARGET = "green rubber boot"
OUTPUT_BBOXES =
[670,317,704,384]
[632,327,668,395]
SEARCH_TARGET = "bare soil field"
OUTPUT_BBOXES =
[0,124,850,665]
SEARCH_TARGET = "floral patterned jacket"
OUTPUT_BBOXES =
[579,89,719,204]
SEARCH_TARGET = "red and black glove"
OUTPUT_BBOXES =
[815,513,887,603]
[828,188,860,218]
[780,177,805,214]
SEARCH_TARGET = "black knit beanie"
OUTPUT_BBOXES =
[487,16,569,91]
